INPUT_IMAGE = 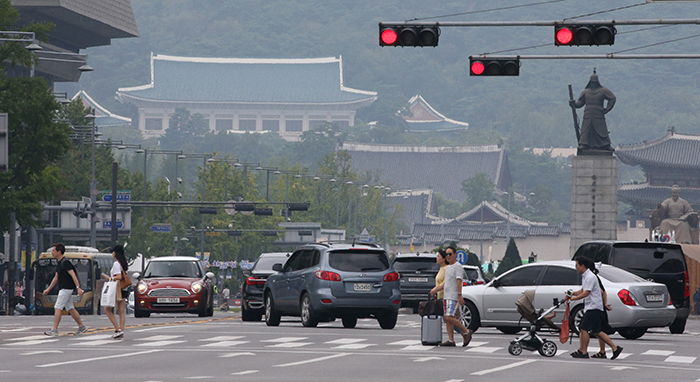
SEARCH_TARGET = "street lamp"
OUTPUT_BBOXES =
[84,110,97,248]
[136,149,184,223]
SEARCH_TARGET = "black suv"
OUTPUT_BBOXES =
[573,241,690,333]
[393,252,440,313]
[240,252,290,321]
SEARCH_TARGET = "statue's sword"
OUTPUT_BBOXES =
[568,84,581,143]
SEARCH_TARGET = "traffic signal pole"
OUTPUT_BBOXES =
[380,19,700,27]
[473,54,700,59]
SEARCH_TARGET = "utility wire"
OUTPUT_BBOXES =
[564,2,647,21]
[409,0,565,22]
[613,32,700,53]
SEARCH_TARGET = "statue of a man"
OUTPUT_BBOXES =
[658,185,697,244]
[570,71,616,151]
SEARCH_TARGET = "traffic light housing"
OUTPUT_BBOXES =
[469,57,520,76]
[379,23,440,47]
[555,24,616,46]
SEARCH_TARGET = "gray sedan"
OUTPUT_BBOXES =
[458,260,676,339]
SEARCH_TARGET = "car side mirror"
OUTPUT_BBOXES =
[206,272,215,280]
[491,278,500,288]
[272,263,284,272]
[132,272,141,279]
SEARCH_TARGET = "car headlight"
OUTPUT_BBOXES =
[191,283,202,293]
[137,282,148,294]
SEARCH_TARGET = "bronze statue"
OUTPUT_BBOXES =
[651,184,698,244]
[569,70,616,151]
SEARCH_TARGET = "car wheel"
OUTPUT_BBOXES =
[241,303,258,322]
[134,308,150,318]
[538,340,557,357]
[508,341,522,356]
[207,295,215,317]
[378,311,398,330]
[342,316,357,329]
[300,293,319,327]
[569,305,584,335]
[669,318,686,334]
[198,294,208,317]
[618,327,647,340]
[459,301,480,332]
[497,326,521,335]
[264,293,281,326]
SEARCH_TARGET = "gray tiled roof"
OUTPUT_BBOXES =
[118,55,377,105]
[342,143,508,201]
[617,132,700,169]
[412,222,568,242]
[618,184,700,205]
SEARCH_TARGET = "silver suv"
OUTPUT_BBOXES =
[263,242,401,329]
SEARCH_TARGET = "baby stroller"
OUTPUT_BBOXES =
[507,290,564,358]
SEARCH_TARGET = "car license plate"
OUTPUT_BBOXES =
[645,294,663,302]
[157,297,180,303]
[408,277,428,283]
[353,283,372,292]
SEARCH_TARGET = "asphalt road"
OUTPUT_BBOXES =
[1,310,699,382]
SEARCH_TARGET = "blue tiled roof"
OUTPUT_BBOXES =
[618,184,700,205]
[617,133,700,169]
[118,55,376,104]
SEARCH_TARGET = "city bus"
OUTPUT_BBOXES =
[34,246,114,315]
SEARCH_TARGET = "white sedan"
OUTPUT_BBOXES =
[458,260,676,339]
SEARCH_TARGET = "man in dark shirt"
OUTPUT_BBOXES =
[43,243,87,336]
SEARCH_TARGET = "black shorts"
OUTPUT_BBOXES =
[579,309,604,334]
[120,289,129,299]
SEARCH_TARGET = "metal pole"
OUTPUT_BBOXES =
[480,201,484,262]
[319,179,323,222]
[142,149,147,224]
[347,184,353,237]
[266,170,270,201]
[243,165,248,200]
[111,162,118,247]
[89,116,97,248]
[201,157,206,260]
[7,212,16,315]
[380,19,700,27]
[336,184,340,229]
[471,54,700,60]
[284,174,289,221]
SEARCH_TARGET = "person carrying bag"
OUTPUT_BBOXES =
[101,280,118,308]
[101,245,130,339]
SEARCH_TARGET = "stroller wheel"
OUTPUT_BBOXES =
[538,340,557,357]
[508,341,523,356]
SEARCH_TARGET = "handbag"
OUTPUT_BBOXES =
[559,301,570,344]
[101,281,118,308]
[418,294,444,317]
[119,271,131,290]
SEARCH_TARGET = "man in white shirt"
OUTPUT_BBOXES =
[565,257,622,360]
[431,246,473,347]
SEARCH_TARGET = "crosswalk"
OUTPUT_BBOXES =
[2,332,697,364]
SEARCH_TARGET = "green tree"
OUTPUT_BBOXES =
[461,173,496,211]
[494,238,522,277]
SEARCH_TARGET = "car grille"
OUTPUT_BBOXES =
[148,288,190,297]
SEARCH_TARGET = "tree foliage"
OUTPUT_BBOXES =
[494,238,522,277]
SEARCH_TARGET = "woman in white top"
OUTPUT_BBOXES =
[102,244,129,339]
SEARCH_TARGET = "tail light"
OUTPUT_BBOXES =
[245,277,266,285]
[463,281,468,287]
[315,270,341,281]
[473,281,485,285]
[383,272,400,282]
[617,289,638,306]
[684,271,690,298]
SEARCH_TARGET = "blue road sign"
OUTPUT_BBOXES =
[151,224,172,233]
[102,221,123,229]
[102,191,131,202]
[456,250,468,265]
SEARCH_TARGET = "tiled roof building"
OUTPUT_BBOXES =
[401,95,469,133]
[72,90,131,127]
[617,131,700,207]
[340,143,511,202]
[116,54,376,140]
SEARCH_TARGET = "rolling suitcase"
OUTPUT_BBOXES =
[421,314,443,345]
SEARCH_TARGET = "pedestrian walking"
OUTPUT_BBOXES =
[102,244,129,339]
[430,246,472,347]
[43,243,87,336]
[565,257,622,360]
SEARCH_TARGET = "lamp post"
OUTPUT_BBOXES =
[231,161,262,199]
[83,109,97,248]
[313,176,336,223]
[265,167,281,202]
[136,149,184,223]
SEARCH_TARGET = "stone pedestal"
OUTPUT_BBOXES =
[569,154,618,257]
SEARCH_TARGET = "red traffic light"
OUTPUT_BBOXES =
[555,24,616,46]
[470,58,520,76]
[379,23,440,47]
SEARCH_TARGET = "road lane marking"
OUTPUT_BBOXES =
[387,340,421,346]
[184,377,213,380]
[231,370,259,375]
[332,343,375,349]
[665,356,696,364]
[4,339,59,346]
[274,353,349,367]
[642,350,675,356]
[71,340,116,346]
[220,352,255,358]
[266,342,313,348]
[136,335,183,341]
[465,347,502,353]
[400,345,434,351]
[5,335,55,341]
[198,336,245,341]
[466,341,489,347]
[20,350,63,355]
[135,340,187,347]
[201,341,250,347]
[261,337,308,342]
[414,356,445,362]
[36,349,160,368]
[471,359,537,376]
[325,338,366,344]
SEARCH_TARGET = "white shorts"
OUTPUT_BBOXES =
[54,289,75,311]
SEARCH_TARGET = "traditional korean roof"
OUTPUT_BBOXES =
[618,183,700,205]
[412,220,570,245]
[117,54,377,107]
[72,90,132,127]
[341,143,511,202]
[616,132,700,170]
[385,189,436,229]
[400,95,469,132]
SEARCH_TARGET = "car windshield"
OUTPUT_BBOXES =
[253,256,287,271]
[393,257,439,272]
[464,269,480,280]
[613,245,686,275]
[144,261,202,278]
[598,266,646,283]
[329,250,390,272]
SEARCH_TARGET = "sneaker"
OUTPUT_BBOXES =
[44,328,59,336]
[112,330,124,339]
[74,326,88,336]
[439,340,456,347]
[462,330,473,347]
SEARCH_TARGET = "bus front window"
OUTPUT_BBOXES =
[35,258,93,293]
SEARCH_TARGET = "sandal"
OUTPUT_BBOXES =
[570,350,589,359]
[591,351,607,359]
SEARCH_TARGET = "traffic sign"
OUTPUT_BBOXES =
[102,221,123,229]
[102,190,131,202]
[456,250,468,265]
[151,224,172,233]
